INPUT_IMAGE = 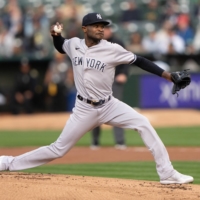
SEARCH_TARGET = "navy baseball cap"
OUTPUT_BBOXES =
[82,13,110,26]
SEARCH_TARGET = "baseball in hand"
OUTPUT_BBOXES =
[54,25,62,33]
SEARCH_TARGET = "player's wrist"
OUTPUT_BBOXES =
[162,71,172,82]
[51,33,62,37]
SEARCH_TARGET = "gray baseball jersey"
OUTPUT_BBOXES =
[1,37,176,181]
[63,38,136,100]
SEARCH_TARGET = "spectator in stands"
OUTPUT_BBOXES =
[0,0,24,57]
[126,31,145,54]
[167,28,185,54]
[11,59,37,115]
[23,5,51,57]
[120,1,142,23]
[176,14,194,47]
[193,24,200,53]
[57,0,86,22]
[193,0,200,23]
[44,51,72,112]
[6,0,24,55]
[161,0,180,26]
[32,20,51,58]
[0,5,11,30]
[155,20,185,54]
[0,24,15,57]
[6,0,22,35]
[23,7,35,53]
[142,0,161,24]
[51,0,85,39]
[64,6,84,38]
[142,30,159,54]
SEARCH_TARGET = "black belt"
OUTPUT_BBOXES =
[77,94,111,106]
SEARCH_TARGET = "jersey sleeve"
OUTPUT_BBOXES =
[62,39,72,58]
[112,43,136,65]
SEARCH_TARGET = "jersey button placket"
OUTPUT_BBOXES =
[83,50,89,98]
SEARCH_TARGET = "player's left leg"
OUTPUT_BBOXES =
[101,98,193,184]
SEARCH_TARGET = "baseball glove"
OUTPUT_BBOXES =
[171,69,191,96]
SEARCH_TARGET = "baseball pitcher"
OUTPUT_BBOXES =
[0,13,192,184]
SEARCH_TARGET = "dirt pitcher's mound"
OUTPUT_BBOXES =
[0,172,199,200]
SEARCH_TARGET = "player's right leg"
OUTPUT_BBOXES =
[0,99,100,171]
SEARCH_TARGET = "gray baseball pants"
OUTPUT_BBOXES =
[3,97,174,180]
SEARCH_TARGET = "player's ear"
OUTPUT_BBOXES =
[82,26,87,33]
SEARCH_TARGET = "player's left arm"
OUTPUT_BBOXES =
[133,56,172,82]
[112,44,171,81]
[133,56,191,95]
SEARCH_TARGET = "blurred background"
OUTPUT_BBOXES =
[0,0,200,114]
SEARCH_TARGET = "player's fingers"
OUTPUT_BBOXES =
[50,24,56,30]
[56,22,61,27]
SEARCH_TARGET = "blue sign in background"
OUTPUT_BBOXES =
[140,74,200,108]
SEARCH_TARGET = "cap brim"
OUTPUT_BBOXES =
[83,20,110,26]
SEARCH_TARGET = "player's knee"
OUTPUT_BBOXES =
[53,149,65,158]
[140,115,150,125]
[133,115,152,135]
[50,143,67,158]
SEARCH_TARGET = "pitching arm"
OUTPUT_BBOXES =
[50,22,65,54]
[51,35,66,54]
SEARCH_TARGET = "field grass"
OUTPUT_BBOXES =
[23,161,200,184]
[1,126,199,184]
[0,126,200,147]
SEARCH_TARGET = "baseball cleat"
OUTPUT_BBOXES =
[115,144,127,150]
[90,145,100,150]
[160,170,194,184]
[0,156,6,171]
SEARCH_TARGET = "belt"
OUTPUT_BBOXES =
[77,94,111,106]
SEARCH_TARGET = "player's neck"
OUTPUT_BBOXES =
[85,38,100,47]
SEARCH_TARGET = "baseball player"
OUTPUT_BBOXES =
[0,13,193,184]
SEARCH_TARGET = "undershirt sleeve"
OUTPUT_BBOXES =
[51,35,66,54]
[133,56,164,77]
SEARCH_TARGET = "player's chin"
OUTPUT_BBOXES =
[95,34,104,40]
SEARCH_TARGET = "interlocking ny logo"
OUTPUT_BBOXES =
[96,14,102,19]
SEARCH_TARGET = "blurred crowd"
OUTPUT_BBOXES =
[0,0,87,59]
[1,0,200,59]
[1,0,200,114]
[121,0,200,56]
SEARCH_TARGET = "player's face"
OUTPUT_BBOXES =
[82,23,105,42]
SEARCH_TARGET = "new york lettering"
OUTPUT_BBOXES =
[72,57,106,72]
[86,58,106,72]
[72,57,83,66]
